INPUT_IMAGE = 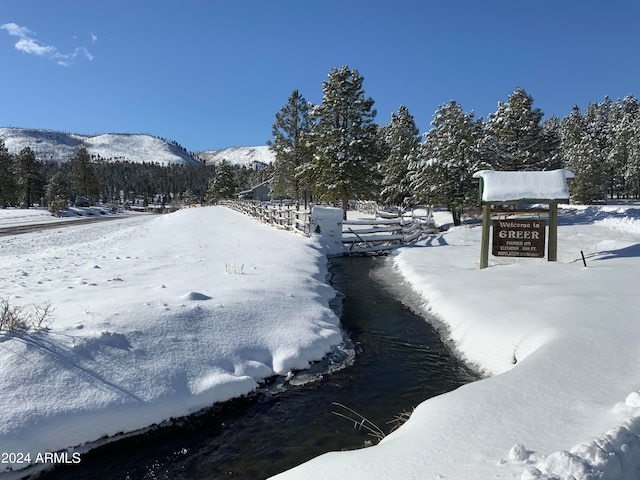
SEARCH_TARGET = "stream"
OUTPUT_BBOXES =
[33,256,476,480]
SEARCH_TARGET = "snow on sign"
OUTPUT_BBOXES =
[492,219,546,257]
[473,169,574,269]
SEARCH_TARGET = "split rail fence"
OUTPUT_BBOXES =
[220,200,435,255]
[220,200,312,236]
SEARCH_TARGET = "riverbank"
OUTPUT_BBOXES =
[273,204,640,480]
[32,256,475,479]
[0,207,342,476]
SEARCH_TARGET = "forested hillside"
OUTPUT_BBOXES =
[0,129,271,211]
[0,128,199,166]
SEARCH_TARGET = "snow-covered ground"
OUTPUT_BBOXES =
[0,207,63,226]
[274,203,640,480]
[3,202,640,480]
[0,207,341,476]
[0,206,129,227]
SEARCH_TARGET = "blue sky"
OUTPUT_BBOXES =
[1,0,638,152]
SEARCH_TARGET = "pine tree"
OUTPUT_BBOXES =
[0,140,17,208]
[181,188,198,206]
[206,160,237,204]
[14,146,42,208]
[559,106,607,203]
[486,87,560,171]
[71,147,100,203]
[46,171,72,205]
[307,65,381,219]
[583,98,616,198]
[379,105,420,207]
[267,90,314,205]
[410,101,489,225]
[610,95,640,198]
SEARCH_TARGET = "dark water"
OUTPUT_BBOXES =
[32,257,476,480]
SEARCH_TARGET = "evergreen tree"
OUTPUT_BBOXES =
[486,87,560,171]
[583,98,617,198]
[560,106,607,203]
[49,195,70,217]
[267,90,314,204]
[181,188,198,206]
[46,170,72,205]
[410,101,489,225]
[71,147,100,202]
[379,105,420,206]
[206,160,237,204]
[306,65,380,219]
[0,140,17,208]
[610,95,640,198]
[14,146,42,207]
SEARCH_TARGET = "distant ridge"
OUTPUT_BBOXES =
[0,127,275,168]
[194,146,274,169]
[0,127,200,166]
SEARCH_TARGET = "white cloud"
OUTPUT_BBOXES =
[54,47,93,66]
[14,37,56,56]
[91,33,97,44]
[1,23,31,37]
[1,22,93,66]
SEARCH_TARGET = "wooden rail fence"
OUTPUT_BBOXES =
[219,200,312,236]
[220,200,435,255]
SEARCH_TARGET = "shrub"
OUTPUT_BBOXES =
[0,298,55,333]
[49,195,69,217]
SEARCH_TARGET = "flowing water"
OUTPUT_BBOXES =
[33,256,476,480]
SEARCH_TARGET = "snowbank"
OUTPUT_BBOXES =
[0,207,342,473]
[0,207,55,226]
[274,204,640,480]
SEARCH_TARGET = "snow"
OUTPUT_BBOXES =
[0,207,341,475]
[4,202,640,480]
[274,203,640,480]
[195,145,274,168]
[473,169,574,202]
[0,127,274,168]
[0,208,58,226]
[0,128,199,166]
[0,206,143,228]
[82,133,199,165]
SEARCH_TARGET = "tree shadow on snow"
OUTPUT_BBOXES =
[592,243,640,261]
[12,331,144,403]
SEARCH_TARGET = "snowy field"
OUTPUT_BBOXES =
[2,203,640,480]
[0,207,74,226]
[0,207,341,476]
[0,206,131,227]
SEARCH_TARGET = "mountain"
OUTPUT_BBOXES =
[0,127,276,168]
[0,127,200,166]
[194,146,274,169]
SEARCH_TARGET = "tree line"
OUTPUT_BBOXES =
[2,65,638,222]
[268,65,640,223]
[0,143,268,213]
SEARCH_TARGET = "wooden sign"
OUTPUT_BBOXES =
[492,220,546,258]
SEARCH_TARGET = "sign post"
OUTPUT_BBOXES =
[473,170,573,269]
